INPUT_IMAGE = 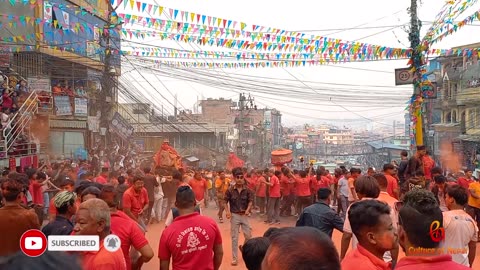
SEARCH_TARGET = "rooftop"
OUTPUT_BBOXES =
[132,122,215,133]
[366,141,410,151]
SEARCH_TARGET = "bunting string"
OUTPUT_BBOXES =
[119,27,411,58]
[0,0,111,20]
[0,14,98,36]
[429,8,480,44]
[117,11,409,55]
[423,0,478,44]
[121,46,480,61]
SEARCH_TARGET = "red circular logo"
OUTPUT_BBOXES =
[19,229,47,257]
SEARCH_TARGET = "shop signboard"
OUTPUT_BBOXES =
[28,77,51,92]
[110,112,134,140]
[54,95,72,116]
[74,98,88,116]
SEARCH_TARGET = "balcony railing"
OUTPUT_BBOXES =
[3,90,39,153]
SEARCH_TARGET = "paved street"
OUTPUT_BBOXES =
[141,205,480,270]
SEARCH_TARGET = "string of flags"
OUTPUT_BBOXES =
[117,11,409,56]
[0,14,97,36]
[0,0,111,19]
[423,0,479,44]
[429,8,480,44]
[120,29,411,58]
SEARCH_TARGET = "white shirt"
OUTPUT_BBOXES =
[441,209,478,266]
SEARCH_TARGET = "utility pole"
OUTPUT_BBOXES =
[237,93,257,158]
[100,2,114,151]
[238,93,245,152]
[100,2,123,154]
[409,0,424,147]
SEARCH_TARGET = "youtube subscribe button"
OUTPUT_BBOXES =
[48,235,100,251]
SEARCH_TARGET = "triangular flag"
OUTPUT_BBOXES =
[159,6,164,16]
[241,22,246,30]
[136,1,141,11]
[141,3,146,12]
[129,0,134,9]
[173,9,178,19]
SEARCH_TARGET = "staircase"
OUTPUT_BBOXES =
[2,90,45,157]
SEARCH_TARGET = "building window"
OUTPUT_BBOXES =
[49,131,85,157]
[446,112,452,123]
[468,109,475,129]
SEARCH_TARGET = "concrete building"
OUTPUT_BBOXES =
[0,0,121,168]
[323,128,354,145]
[431,42,480,170]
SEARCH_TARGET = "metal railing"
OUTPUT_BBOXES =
[3,90,39,153]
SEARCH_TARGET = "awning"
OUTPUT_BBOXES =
[184,156,200,162]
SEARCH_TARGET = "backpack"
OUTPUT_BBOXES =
[172,205,201,220]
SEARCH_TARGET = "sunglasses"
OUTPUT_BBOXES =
[234,174,244,179]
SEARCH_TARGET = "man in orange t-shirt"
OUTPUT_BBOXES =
[188,172,209,209]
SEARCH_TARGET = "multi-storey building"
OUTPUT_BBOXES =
[0,0,121,168]
[431,42,480,170]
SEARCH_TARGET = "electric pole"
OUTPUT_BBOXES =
[100,2,121,153]
[409,0,424,147]
[237,93,256,159]
[238,93,245,153]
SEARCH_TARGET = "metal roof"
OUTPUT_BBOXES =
[366,141,410,151]
[132,122,215,133]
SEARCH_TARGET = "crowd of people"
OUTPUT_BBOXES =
[0,144,479,269]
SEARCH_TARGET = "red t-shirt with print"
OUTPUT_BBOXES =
[158,212,222,270]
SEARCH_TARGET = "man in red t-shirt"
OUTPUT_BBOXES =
[96,167,109,185]
[159,186,223,270]
[264,170,281,224]
[458,169,475,190]
[123,175,149,231]
[74,199,127,270]
[100,185,154,270]
[188,172,209,209]
[256,170,268,215]
[383,164,399,199]
[280,168,295,216]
